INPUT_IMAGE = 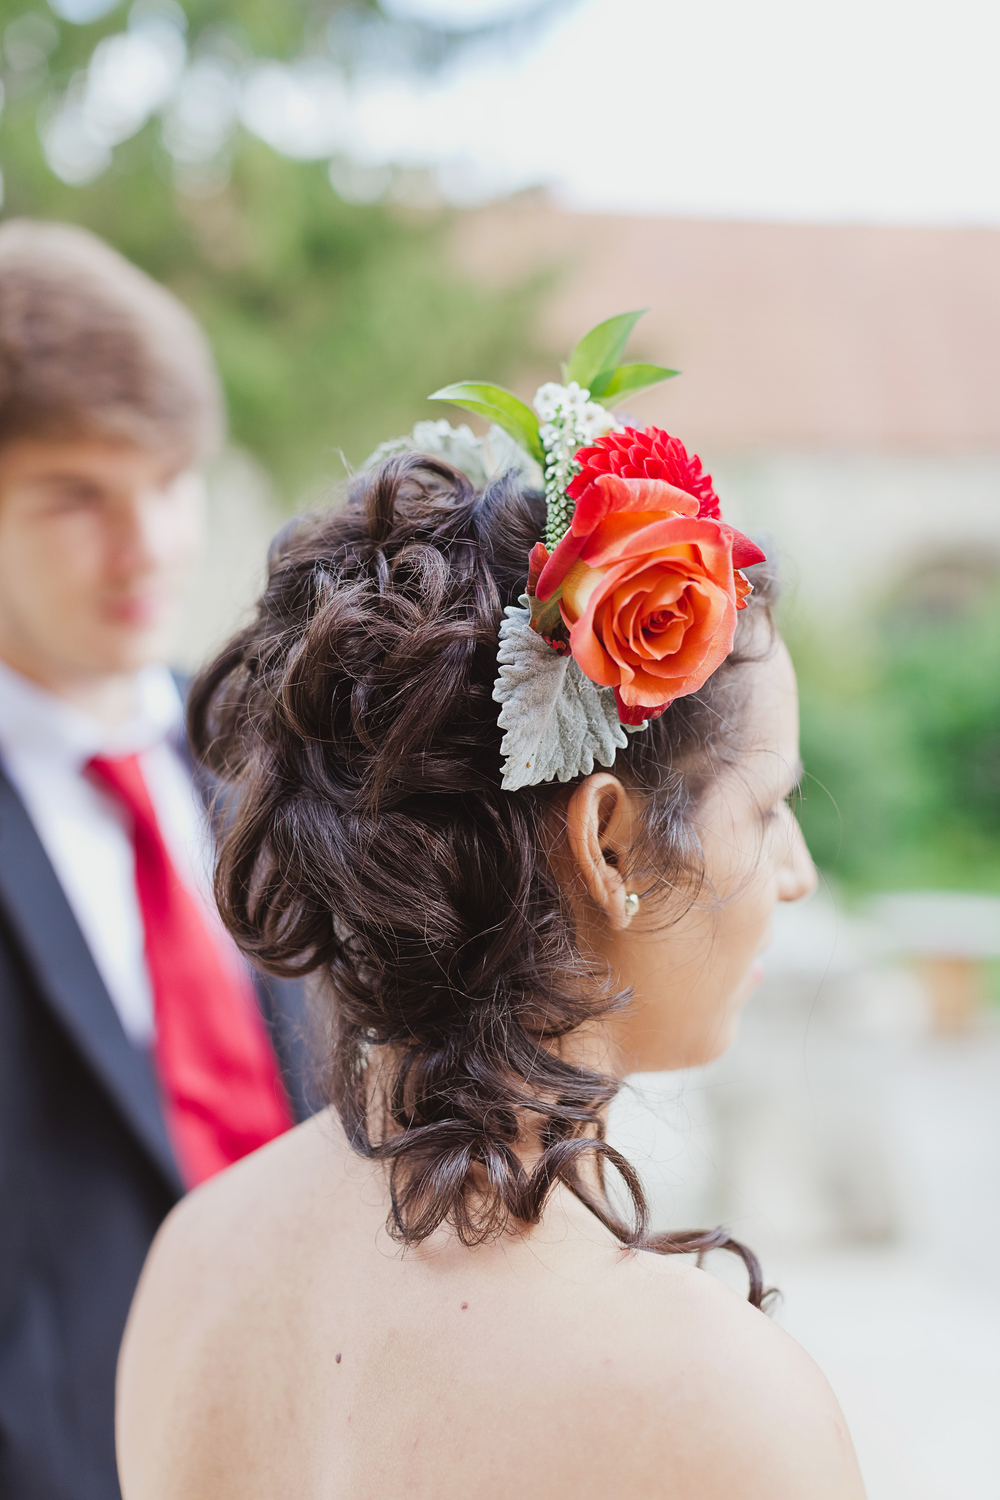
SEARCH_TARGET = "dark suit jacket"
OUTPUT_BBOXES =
[0,762,313,1500]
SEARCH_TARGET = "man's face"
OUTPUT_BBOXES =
[0,436,205,687]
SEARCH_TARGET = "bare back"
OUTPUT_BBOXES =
[118,1114,865,1500]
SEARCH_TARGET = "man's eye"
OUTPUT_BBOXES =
[46,486,101,510]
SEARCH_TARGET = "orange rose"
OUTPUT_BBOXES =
[530,474,764,713]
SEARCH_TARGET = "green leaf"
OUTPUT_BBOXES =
[565,310,647,393]
[528,586,566,640]
[593,363,679,406]
[428,382,544,464]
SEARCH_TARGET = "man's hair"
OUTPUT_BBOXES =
[0,219,223,464]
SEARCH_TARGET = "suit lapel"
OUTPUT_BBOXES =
[0,767,183,1196]
[254,972,316,1123]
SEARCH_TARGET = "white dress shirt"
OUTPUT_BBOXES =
[0,660,219,1047]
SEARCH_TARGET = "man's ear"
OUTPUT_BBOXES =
[565,773,638,931]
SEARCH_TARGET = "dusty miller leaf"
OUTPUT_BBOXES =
[361,420,491,487]
[493,598,627,791]
[482,424,544,488]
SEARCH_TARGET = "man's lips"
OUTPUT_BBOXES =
[103,593,171,627]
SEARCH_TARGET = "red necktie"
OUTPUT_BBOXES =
[87,753,292,1187]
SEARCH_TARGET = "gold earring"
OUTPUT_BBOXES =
[624,892,640,918]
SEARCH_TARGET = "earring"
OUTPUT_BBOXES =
[624,892,640,919]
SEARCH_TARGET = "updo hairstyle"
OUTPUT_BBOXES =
[189,454,777,1305]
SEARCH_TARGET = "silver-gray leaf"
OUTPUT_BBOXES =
[493,597,627,791]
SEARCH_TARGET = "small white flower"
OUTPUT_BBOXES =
[579,402,620,442]
[562,380,591,409]
[533,378,625,548]
[533,381,566,421]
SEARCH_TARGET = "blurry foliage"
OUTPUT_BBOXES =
[0,0,556,498]
[791,578,1000,893]
[8,7,990,901]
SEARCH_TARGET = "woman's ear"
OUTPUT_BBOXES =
[565,773,638,931]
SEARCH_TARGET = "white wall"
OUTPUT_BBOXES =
[171,447,287,674]
[713,450,1000,613]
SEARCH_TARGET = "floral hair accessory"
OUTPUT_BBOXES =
[362,418,542,491]
[427,311,765,790]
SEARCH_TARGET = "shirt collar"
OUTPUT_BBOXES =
[0,659,184,769]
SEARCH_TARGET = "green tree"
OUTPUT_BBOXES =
[0,0,557,498]
[791,580,1000,893]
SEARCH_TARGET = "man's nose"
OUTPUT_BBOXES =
[110,489,177,572]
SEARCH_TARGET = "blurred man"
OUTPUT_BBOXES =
[0,220,309,1500]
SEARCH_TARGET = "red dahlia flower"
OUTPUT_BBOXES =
[567,426,721,521]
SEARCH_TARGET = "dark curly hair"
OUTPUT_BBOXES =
[189,453,778,1306]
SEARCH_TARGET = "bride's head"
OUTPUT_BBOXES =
[191,453,814,1273]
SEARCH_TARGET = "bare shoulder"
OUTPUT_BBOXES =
[124,1110,345,1325]
[577,1249,866,1499]
[116,1112,352,1498]
[117,1133,865,1500]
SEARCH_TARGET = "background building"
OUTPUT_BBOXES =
[455,197,1000,607]
[2,0,999,1491]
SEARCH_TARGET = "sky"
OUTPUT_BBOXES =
[362,0,1000,224]
[38,0,1000,224]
